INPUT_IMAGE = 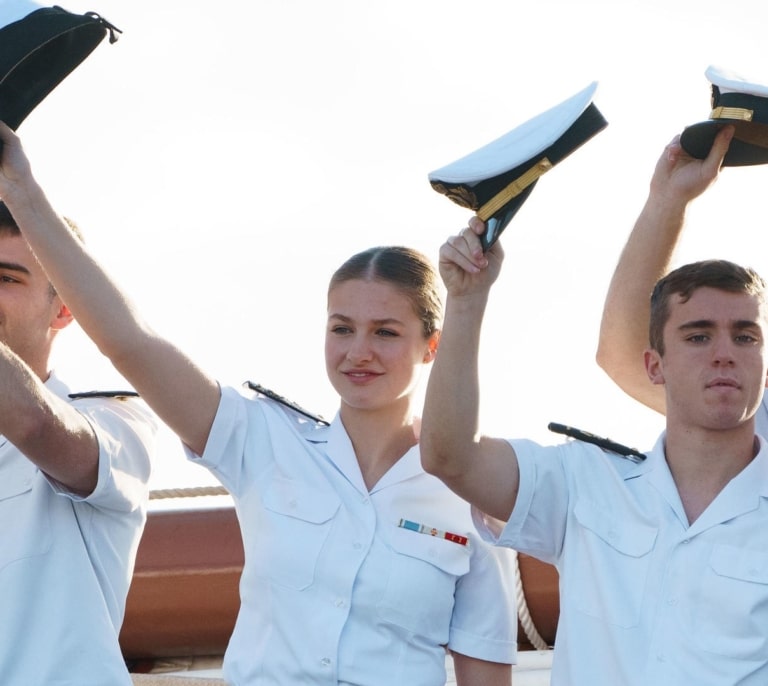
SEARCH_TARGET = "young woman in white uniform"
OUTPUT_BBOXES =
[0,122,517,686]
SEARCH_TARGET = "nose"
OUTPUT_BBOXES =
[711,335,735,367]
[346,334,373,363]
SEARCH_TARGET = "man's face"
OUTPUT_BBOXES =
[646,286,768,431]
[0,232,70,377]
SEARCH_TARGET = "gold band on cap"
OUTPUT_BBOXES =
[710,106,754,122]
[477,157,553,221]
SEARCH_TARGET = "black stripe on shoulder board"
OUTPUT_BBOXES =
[68,390,140,399]
[548,422,646,463]
[245,382,329,426]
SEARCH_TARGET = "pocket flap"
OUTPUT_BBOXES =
[0,471,34,502]
[389,526,470,575]
[264,477,339,523]
[574,499,657,557]
[709,545,768,584]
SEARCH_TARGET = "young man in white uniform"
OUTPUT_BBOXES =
[422,215,768,685]
[596,71,768,434]
[0,202,156,685]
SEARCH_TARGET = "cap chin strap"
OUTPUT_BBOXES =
[476,157,552,221]
[711,106,754,121]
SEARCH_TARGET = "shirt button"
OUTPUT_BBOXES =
[320,657,331,667]
[335,598,346,608]
[352,542,362,550]
[666,598,677,606]
[656,654,666,662]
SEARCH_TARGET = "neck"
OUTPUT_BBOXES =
[664,421,758,523]
[340,399,419,490]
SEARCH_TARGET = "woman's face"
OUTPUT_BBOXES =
[325,278,437,413]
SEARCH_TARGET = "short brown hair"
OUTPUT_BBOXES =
[328,246,443,339]
[649,259,767,356]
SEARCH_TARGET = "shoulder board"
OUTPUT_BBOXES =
[548,422,646,463]
[244,382,330,426]
[68,390,140,400]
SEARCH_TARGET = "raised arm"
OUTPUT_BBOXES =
[0,123,220,456]
[595,126,734,413]
[0,338,100,493]
[420,217,520,522]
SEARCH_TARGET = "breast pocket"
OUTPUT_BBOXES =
[692,545,768,660]
[377,526,471,639]
[570,499,657,628]
[0,471,52,572]
[260,477,340,590]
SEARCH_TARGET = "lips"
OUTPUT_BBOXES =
[706,377,740,389]
[342,369,383,381]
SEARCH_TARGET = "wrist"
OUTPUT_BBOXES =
[643,188,688,223]
[2,177,53,222]
[445,290,490,320]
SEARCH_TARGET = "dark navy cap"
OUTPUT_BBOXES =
[0,2,120,130]
[680,65,768,167]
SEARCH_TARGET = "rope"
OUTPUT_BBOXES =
[512,549,550,651]
[149,485,229,500]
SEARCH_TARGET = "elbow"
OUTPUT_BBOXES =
[420,432,469,484]
[419,435,442,477]
[595,335,621,382]
[420,433,452,479]
[595,344,611,377]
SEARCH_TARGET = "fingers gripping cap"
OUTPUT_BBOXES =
[428,82,607,250]
[680,65,768,167]
[0,1,120,130]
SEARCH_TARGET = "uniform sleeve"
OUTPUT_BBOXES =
[448,536,518,664]
[52,397,157,513]
[494,439,578,565]
[185,385,274,497]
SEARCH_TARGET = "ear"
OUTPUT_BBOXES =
[50,299,74,332]
[644,348,665,385]
[423,330,441,363]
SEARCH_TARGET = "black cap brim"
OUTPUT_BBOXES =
[680,120,768,166]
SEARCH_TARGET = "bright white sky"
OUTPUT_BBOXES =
[9,0,768,501]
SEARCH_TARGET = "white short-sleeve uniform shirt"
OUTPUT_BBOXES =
[189,386,517,686]
[0,372,156,686]
[474,432,768,686]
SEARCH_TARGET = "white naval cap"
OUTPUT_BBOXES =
[680,65,768,166]
[428,81,607,250]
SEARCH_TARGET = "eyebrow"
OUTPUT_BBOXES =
[0,260,31,276]
[328,313,405,327]
[678,319,761,332]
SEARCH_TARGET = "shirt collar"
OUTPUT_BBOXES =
[642,431,768,531]
[43,370,71,399]
[306,412,424,493]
